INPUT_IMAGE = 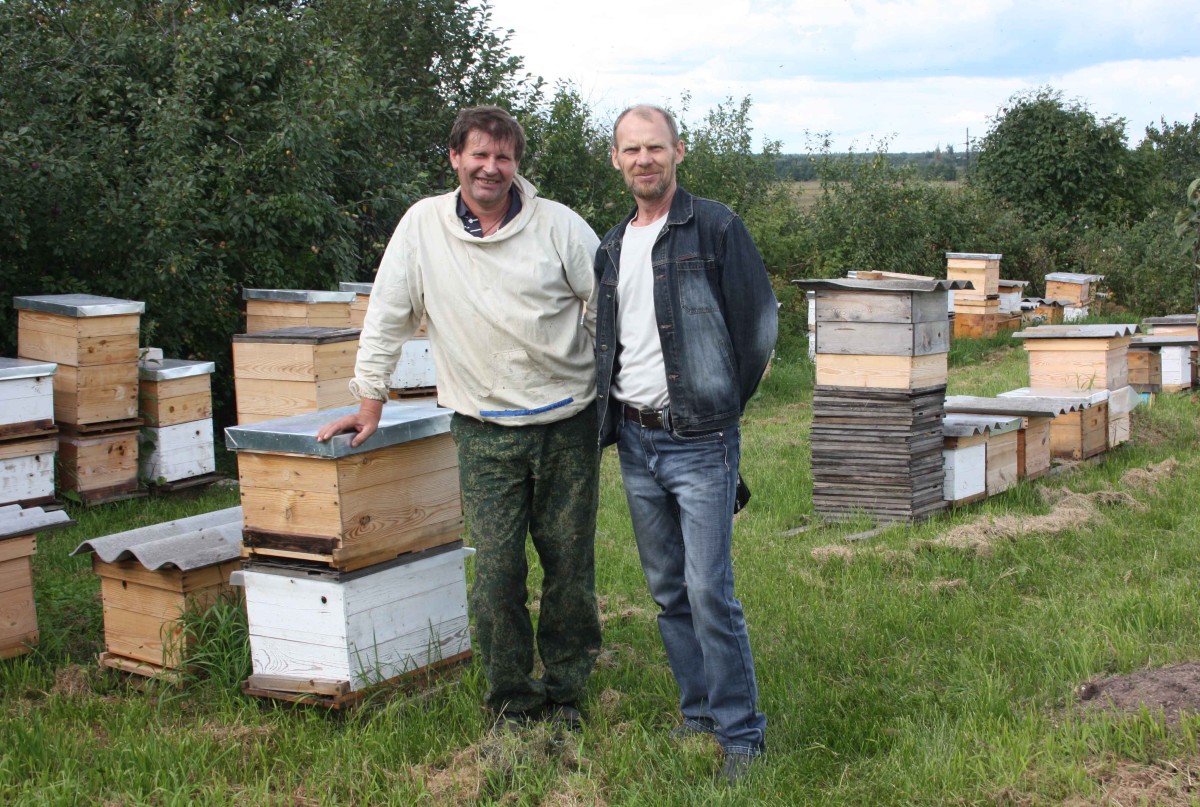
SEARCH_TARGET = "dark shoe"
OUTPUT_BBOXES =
[492,710,534,735]
[545,701,583,732]
[721,751,760,785]
[668,720,715,741]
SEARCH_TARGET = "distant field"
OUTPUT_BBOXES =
[783,178,964,209]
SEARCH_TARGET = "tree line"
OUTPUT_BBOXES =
[2,1,1198,425]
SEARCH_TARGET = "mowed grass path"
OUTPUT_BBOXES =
[4,336,1200,805]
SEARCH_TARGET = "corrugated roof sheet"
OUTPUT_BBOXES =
[944,395,1081,417]
[793,278,972,292]
[1000,387,1109,406]
[943,413,1022,438]
[0,505,74,541]
[1014,324,1139,339]
[70,507,242,571]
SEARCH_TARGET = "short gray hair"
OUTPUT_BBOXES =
[612,105,679,148]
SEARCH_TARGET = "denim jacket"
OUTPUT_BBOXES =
[595,186,778,447]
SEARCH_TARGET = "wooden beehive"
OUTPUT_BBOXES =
[1022,298,1066,326]
[944,395,1069,482]
[1044,272,1102,307]
[1127,346,1162,392]
[242,288,355,333]
[946,252,1001,298]
[1000,388,1109,461]
[237,542,471,702]
[0,506,74,658]
[57,424,140,504]
[0,435,57,508]
[812,283,950,356]
[139,358,216,484]
[1142,314,1197,338]
[14,295,144,427]
[340,281,374,329]
[233,326,360,424]
[1015,324,1139,391]
[225,401,463,571]
[1131,335,1195,393]
[389,339,437,395]
[0,358,56,439]
[71,508,243,676]
[942,417,988,506]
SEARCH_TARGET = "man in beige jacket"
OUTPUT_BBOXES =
[318,106,602,732]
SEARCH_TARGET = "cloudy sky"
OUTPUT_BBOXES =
[485,0,1200,154]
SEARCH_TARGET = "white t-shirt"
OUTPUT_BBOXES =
[611,215,669,410]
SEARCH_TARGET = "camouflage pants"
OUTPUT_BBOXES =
[450,407,602,714]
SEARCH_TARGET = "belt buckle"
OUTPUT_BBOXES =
[639,408,662,429]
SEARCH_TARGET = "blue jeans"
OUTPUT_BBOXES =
[616,420,766,755]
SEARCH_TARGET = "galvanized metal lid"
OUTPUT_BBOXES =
[1020,297,1065,307]
[945,395,1079,417]
[339,282,374,295]
[1044,272,1104,283]
[1000,387,1109,406]
[943,413,1022,438]
[232,326,361,344]
[224,399,451,457]
[0,504,74,542]
[138,357,216,381]
[946,252,1002,261]
[792,278,972,292]
[1131,334,1198,347]
[0,357,57,381]
[998,279,1029,288]
[1143,314,1196,325]
[1013,323,1139,339]
[71,506,242,570]
[13,294,145,317]
[242,288,355,303]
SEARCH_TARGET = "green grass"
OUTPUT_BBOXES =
[5,336,1200,804]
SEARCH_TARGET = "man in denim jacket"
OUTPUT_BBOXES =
[594,104,777,783]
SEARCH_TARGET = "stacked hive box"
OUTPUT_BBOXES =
[1044,272,1103,323]
[946,252,1002,338]
[225,401,470,703]
[795,278,966,524]
[1130,334,1195,393]
[338,282,437,396]
[138,357,217,486]
[242,288,355,333]
[1014,323,1139,449]
[1020,298,1066,326]
[71,508,242,677]
[944,395,1081,481]
[1000,388,1109,461]
[232,326,359,424]
[941,414,1022,505]
[0,359,58,508]
[0,506,73,658]
[997,280,1027,332]
[14,295,145,504]
[1143,315,1197,389]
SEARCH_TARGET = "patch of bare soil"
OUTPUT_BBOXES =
[1059,754,1200,806]
[918,458,1180,558]
[1077,661,1200,726]
[51,664,94,699]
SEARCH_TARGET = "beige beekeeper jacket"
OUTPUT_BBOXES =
[350,175,601,426]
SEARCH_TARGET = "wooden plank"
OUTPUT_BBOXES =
[102,603,183,667]
[17,328,138,367]
[233,340,357,382]
[0,536,37,564]
[234,378,355,421]
[17,310,139,339]
[985,431,1019,495]
[0,449,55,506]
[0,583,38,650]
[93,557,233,595]
[140,421,215,482]
[815,353,947,389]
[140,376,212,427]
[57,429,139,494]
[0,555,33,596]
[0,374,55,427]
[53,363,140,425]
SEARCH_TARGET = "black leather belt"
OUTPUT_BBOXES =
[623,404,665,429]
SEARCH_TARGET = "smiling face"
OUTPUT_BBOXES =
[449,129,518,215]
[611,108,686,203]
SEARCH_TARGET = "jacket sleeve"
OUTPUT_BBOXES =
[349,214,423,402]
[562,211,601,341]
[719,214,778,409]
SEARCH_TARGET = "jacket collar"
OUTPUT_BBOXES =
[603,185,693,249]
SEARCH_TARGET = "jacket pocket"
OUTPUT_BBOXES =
[677,259,719,314]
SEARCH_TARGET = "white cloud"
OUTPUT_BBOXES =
[486,0,1199,152]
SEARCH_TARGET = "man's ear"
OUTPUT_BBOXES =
[675,139,686,165]
[610,146,620,170]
